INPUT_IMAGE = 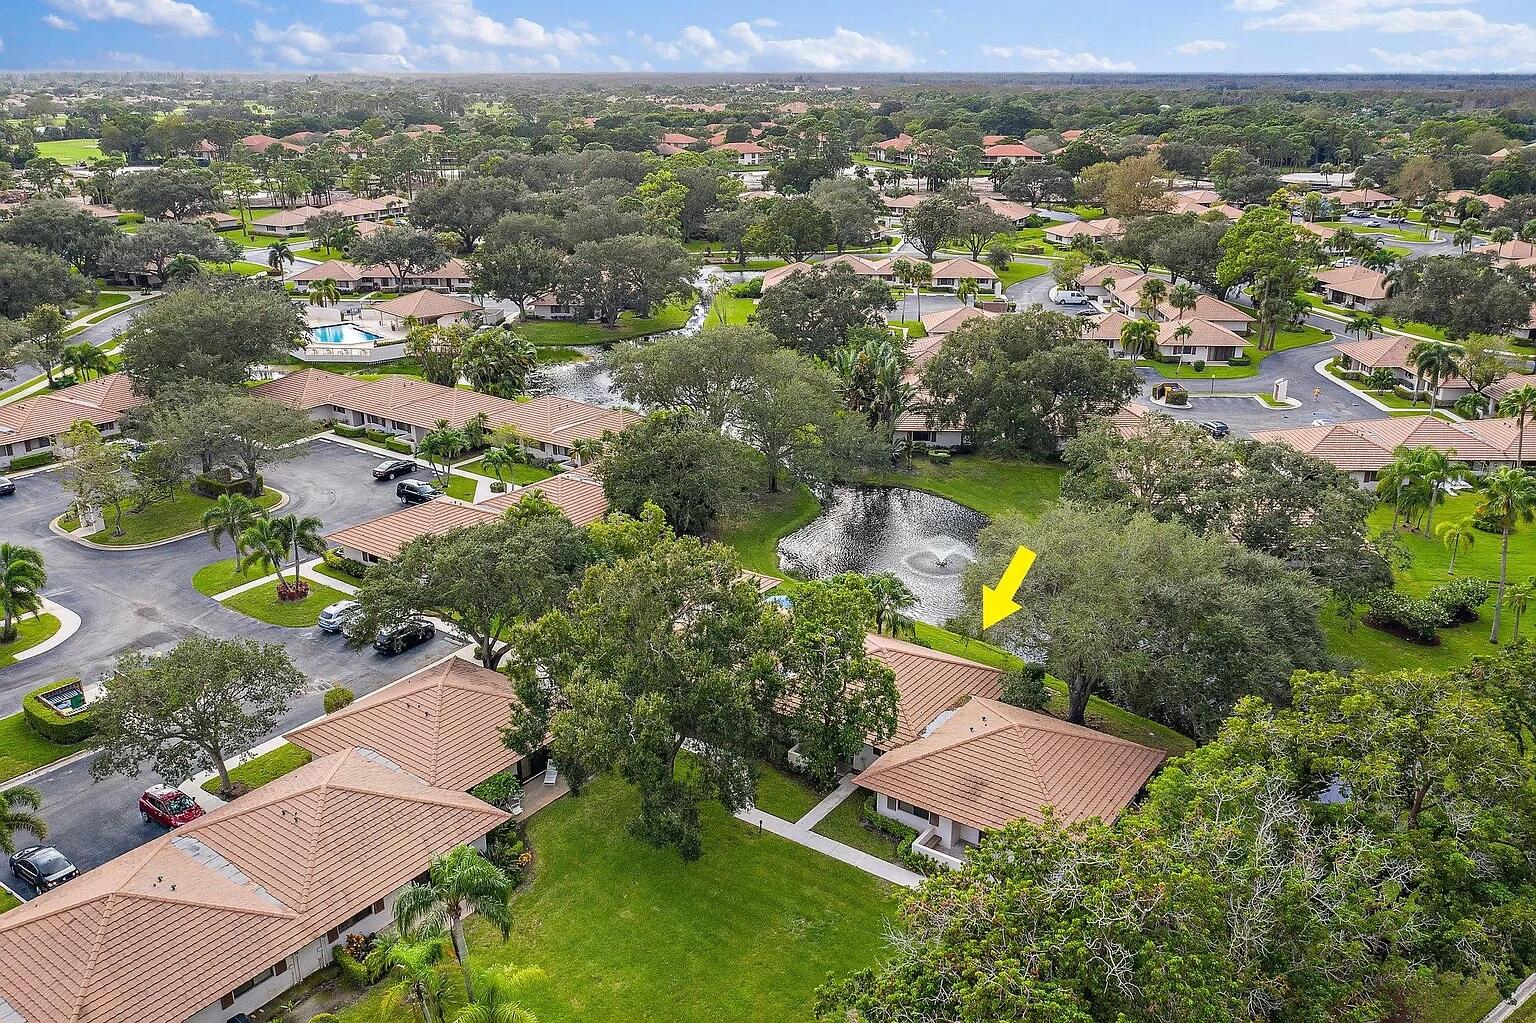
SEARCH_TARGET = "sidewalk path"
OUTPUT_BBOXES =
[1484,974,1536,1023]
[798,777,859,830]
[735,803,924,888]
[11,599,81,663]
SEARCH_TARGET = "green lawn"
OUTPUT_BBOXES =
[35,138,103,164]
[69,292,130,319]
[79,488,283,546]
[1313,220,1433,242]
[215,260,278,278]
[337,774,898,1023]
[440,473,478,502]
[303,245,349,261]
[0,710,94,783]
[0,614,63,669]
[519,302,693,347]
[752,761,825,822]
[996,260,1052,289]
[1298,294,1449,340]
[200,742,313,796]
[191,558,263,598]
[1326,495,1536,672]
[811,791,903,863]
[0,887,19,914]
[221,228,309,249]
[1415,974,1502,1023]
[714,483,821,577]
[221,578,353,627]
[871,456,1063,520]
[457,458,555,485]
[705,292,756,327]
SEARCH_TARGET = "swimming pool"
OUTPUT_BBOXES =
[308,323,384,345]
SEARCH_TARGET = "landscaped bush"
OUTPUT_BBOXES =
[733,278,762,299]
[384,437,414,454]
[330,945,370,988]
[471,769,524,809]
[487,824,533,880]
[860,796,935,875]
[489,480,507,493]
[1428,577,1490,623]
[1001,663,1049,711]
[1019,242,1044,255]
[192,471,263,498]
[22,679,96,744]
[928,449,952,464]
[1363,589,1452,643]
[1191,359,1206,373]
[7,451,58,472]
[333,423,366,439]
[310,1015,341,1023]
[1227,354,1251,366]
[323,686,355,713]
[321,549,369,580]
[364,428,393,444]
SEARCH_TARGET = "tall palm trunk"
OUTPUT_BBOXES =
[1447,539,1459,576]
[1492,527,1512,643]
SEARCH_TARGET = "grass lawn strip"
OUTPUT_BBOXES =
[200,743,313,796]
[0,614,63,669]
[0,887,19,914]
[335,774,897,1023]
[713,483,821,577]
[519,302,692,347]
[192,558,263,597]
[0,710,95,784]
[810,789,903,863]
[752,761,825,822]
[221,578,353,627]
[456,458,555,485]
[81,487,283,546]
[35,138,103,163]
[872,456,1062,520]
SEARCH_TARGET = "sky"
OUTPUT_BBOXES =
[2,0,1536,75]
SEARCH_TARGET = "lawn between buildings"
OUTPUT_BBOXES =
[200,742,314,796]
[518,301,692,347]
[335,773,898,1023]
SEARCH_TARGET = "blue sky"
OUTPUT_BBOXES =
[3,0,1536,75]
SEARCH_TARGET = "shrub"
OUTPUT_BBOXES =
[1428,577,1490,624]
[192,471,263,498]
[323,686,355,713]
[384,437,415,455]
[7,451,58,472]
[1019,242,1044,255]
[1227,354,1251,366]
[1164,391,1189,406]
[1001,663,1049,711]
[117,211,144,225]
[23,680,96,744]
[1191,359,1207,373]
[364,429,393,444]
[733,278,762,299]
[331,946,369,989]
[860,796,936,875]
[487,824,532,878]
[928,449,952,464]
[311,1015,341,1023]
[489,480,507,493]
[333,423,366,439]
[322,548,369,580]
[1473,506,1506,533]
[1363,588,1451,643]
[471,770,523,809]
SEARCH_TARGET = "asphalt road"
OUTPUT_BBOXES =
[0,439,461,896]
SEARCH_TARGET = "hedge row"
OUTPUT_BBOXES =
[7,451,58,472]
[22,679,96,744]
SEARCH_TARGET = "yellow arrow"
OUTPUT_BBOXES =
[981,545,1036,630]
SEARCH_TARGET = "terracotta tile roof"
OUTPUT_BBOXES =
[250,367,365,410]
[984,143,1043,158]
[480,470,610,526]
[1082,311,1135,342]
[760,262,813,289]
[288,657,524,790]
[978,196,1036,221]
[1108,400,1159,438]
[713,141,768,154]
[251,206,323,229]
[1177,189,1222,205]
[372,290,482,320]
[0,373,144,446]
[1488,370,1536,402]
[930,257,999,281]
[1155,317,1245,350]
[1331,332,1415,371]
[659,132,699,145]
[327,499,498,560]
[854,696,1165,831]
[1251,416,1520,471]
[1314,265,1390,301]
[921,305,998,336]
[865,634,1005,749]
[1077,264,1135,289]
[1157,295,1254,323]
[289,259,368,283]
[1473,240,1536,262]
[0,749,508,1023]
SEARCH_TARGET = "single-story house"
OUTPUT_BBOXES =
[1154,318,1246,364]
[855,696,1165,868]
[1488,370,1536,402]
[920,305,1000,339]
[1076,264,1140,299]
[1153,295,1255,335]
[1177,189,1223,205]
[659,132,700,147]
[1251,416,1526,486]
[980,143,1045,168]
[977,195,1037,226]
[288,656,546,791]
[526,291,585,320]
[893,407,964,448]
[930,258,1000,293]
[1082,311,1137,353]
[252,368,639,459]
[1325,187,1397,210]
[1044,218,1124,245]
[1472,239,1536,266]
[1331,333,1473,405]
[289,258,474,295]
[0,749,508,1023]
[1313,265,1391,309]
[713,141,769,165]
[1108,400,1160,438]
[1444,190,1508,220]
[250,205,324,236]
[373,290,482,326]
[759,262,814,290]
[859,634,1006,761]
[0,373,145,469]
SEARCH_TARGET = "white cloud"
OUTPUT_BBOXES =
[413,0,595,55]
[322,0,404,17]
[43,14,78,29]
[636,21,914,70]
[980,45,1136,71]
[1238,0,1536,71]
[1176,38,1230,54]
[49,0,216,37]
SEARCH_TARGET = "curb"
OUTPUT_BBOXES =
[11,599,81,663]
[49,488,291,551]
[1,747,99,792]
[1311,357,1466,420]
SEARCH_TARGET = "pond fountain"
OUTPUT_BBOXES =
[777,485,987,625]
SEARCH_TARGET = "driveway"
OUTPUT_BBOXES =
[1,439,463,895]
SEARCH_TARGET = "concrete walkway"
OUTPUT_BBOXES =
[798,777,859,830]
[1484,974,1536,1023]
[735,802,924,888]
[11,599,81,663]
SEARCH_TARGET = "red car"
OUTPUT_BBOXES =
[138,785,205,828]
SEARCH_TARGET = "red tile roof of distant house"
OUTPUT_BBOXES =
[983,143,1043,159]
[0,373,144,447]
[1314,265,1390,301]
[713,141,768,154]
[480,470,610,526]
[866,634,1005,748]
[659,132,699,145]
[1251,416,1520,471]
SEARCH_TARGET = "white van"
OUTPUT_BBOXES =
[1049,286,1090,305]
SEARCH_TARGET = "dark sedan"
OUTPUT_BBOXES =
[396,479,440,505]
[373,617,435,654]
[0,476,13,496]
[10,845,78,893]
[373,457,418,481]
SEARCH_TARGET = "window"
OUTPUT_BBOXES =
[229,958,288,1000]
[891,798,931,818]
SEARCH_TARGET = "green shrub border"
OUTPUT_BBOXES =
[22,678,96,744]
[8,451,58,472]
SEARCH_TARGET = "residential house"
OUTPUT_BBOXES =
[250,205,324,237]
[1153,318,1246,364]
[288,259,474,294]
[1082,311,1138,355]
[980,142,1045,168]
[977,195,1037,226]
[1152,295,1254,335]
[1251,416,1527,486]
[713,141,769,165]
[1331,333,1473,405]
[920,305,1000,340]
[1043,218,1124,244]
[1472,239,1536,266]
[929,257,1001,293]
[0,373,145,469]
[1313,265,1391,309]
[855,697,1165,868]
[868,133,914,162]
[1324,187,1397,210]
[372,290,482,326]
[0,749,509,1023]
[759,262,814,290]
[526,291,584,320]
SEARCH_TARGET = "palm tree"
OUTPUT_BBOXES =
[164,252,202,283]
[307,277,341,308]
[479,446,523,486]
[571,437,605,467]
[867,573,918,637]
[394,845,515,970]
[1409,339,1460,410]
[1416,447,1467,535]
[906,262,933,322]
[453,965,543,1023]
[1345,312,1380,342]
[0,787,48,855]
[1167,282,1199,319]
[366,933,451,1023]
[1378,446,1430,530]
[272,513,326,591]
[1476,466,1536,643]
[1119,318,1159,369]
[1498,384,1536,463]
[235,517,291,592]
[266,240,294,275]
[59,343,112,382]
[1436,516,1477,576]
[0,543,46,644]
[1453,225,1477,252]
[1137,278,1168,320]
[1170,324,1195,366]
[1506,577,1536,641]
[419,424,467,484]
[201,492,263,553]
[954,277,979,307]
[1490,226,1516,245]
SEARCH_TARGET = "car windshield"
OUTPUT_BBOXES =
[33,851,70,873]
[164,793,197,814]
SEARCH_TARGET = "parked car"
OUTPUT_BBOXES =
[10,845,78,893]
[372,457,417,481]
[108,438,147,461]
[317,599,362,634]
[1048,286,1090,305]
[373,617,435,654]
[396,480,439,505]
[0,476,14,496]
[1312,417,1334,427]
[139,784,206,828]
[1199,420,1230,439]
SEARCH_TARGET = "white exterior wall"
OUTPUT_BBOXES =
[876,793,933,833]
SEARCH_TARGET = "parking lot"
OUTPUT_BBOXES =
[0,438,464,895]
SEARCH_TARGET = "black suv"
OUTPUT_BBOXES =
[373,457,417,481]
[396,480,439,505]
[10,845,78,893]
[374,617,435,654]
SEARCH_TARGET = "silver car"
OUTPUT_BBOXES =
[317,599,362,634]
